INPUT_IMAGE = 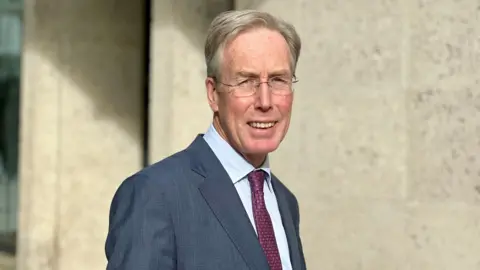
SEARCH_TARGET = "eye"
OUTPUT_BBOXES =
[237,79,249,85]
[237,78,257,88]
[272,77,287,82]
[271,77,288,83]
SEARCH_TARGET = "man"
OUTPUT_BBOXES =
[105,9,306,270]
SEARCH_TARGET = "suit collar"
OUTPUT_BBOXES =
[186,135,303,269]
[186,135,270,270]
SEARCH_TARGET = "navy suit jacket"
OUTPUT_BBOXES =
[105,135,306,270]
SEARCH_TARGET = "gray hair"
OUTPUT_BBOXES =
[204,10,302,78]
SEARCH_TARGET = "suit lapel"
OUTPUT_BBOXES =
[272,176,303,270]
[187,136,270,270]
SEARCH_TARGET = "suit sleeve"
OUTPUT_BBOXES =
[105,173,176,270]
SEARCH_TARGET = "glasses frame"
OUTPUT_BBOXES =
[212,76,299,97]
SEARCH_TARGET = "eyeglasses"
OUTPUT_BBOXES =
[213,76,298,97]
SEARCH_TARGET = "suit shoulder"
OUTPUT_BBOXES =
[140,149,191,178]
[116,149,192,192]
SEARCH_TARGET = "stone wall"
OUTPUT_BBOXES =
[17,0,145,269]
[234,1,480,269]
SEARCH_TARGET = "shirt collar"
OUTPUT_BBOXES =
[203,124,272,188]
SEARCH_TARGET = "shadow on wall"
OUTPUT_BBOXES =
[23,0,148,142]
[23,0,261,142]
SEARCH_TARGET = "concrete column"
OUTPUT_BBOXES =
[149,0,232,162]
[17,0,145,269]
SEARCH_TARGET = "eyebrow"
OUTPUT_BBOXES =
[235,69,291,78]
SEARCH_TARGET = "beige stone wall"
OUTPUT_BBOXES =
[17,1,145,269]
[235,0,480,269]
[149,0,480,269]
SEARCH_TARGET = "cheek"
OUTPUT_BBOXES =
[222,98,252,117]
[218,97,251,129]
[275,96,293,116]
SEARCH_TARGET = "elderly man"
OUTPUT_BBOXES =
[105,9,306,270]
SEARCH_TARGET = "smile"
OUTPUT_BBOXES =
[248,121,277,129]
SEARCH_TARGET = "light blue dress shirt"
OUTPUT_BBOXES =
[203,124,293,270]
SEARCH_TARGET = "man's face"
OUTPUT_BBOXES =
[206,27,294,165]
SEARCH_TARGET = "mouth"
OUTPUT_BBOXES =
[247,121,278,129]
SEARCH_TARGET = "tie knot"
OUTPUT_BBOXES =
[248,169,266,192]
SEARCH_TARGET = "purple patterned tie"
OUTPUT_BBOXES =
[248,170,282,270]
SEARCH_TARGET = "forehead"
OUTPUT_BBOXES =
[222,28,291,75]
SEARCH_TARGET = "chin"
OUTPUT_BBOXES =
[244,139,281,155]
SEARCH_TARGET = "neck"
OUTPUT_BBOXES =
[212,117,267,168]
[244,153,267,168]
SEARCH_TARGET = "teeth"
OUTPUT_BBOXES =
[249,122,276,129]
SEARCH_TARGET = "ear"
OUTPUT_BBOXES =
[205,77,219,112]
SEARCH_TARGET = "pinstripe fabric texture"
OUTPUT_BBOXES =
[203,123,293,269]
[105,135,306,270]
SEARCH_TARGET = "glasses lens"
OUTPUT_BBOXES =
[233,88,255,97]
[272,88,293,95]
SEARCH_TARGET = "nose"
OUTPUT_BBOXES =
[255,82,272,111]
